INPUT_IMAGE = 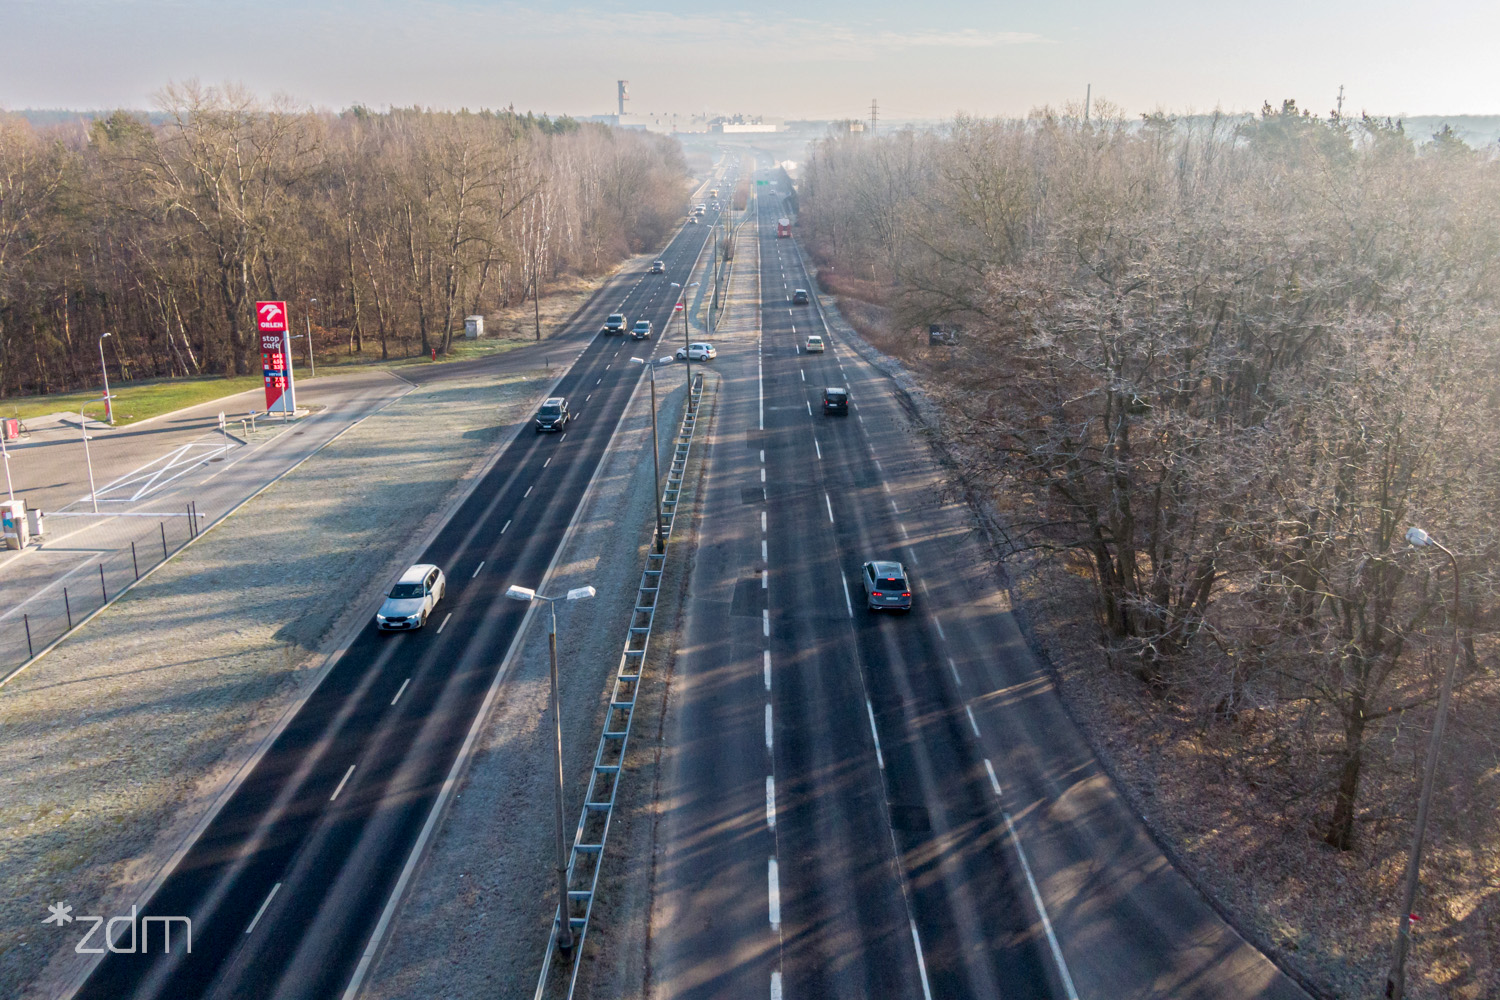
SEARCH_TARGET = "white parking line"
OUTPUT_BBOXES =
[842,572,854,617]
[966,704,981,737]
[764,650,772,690]
[768,858,781,928]
[245,883,282,935]
[765,702,774,749]
[910,920,935,1000]
[471,561,485,578]
[984,759,1003,797]
[866,699,885,769]
[766,776,777,828]
[330,764,356,801]
[391,677,411,705]
[436,613,452,634]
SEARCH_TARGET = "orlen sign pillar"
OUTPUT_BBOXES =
[256,301,296,414]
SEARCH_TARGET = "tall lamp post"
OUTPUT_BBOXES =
[630,356,673,551]
[1386,526,1464,1000]
[98,332,114,425]
[669,281,700,409]
[504,582,597,960]
[304,299,318,379]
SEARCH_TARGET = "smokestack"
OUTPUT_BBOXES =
[618,80,629,117]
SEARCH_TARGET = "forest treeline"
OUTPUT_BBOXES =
[0,83,689,395]
[800,101,1500,854]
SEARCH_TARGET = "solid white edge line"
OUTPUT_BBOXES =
[245,882,282,935]
[866,699,885,769]
[330,764,355,802]
[841,572,854,617]
[910,919,935,1000]
[766,775,777,828]
[471,561,484,578]
[390,677,411,706]
[436,612,452,634]
[768,857,781,928]
[966,704,981,737]
[1004,811,1081,1000]
[765,702,774,750]
[984,759,1003,797]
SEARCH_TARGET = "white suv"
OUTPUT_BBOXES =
[376,564,447,630]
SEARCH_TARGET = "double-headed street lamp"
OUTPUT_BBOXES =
[669,281,700,409]
[504,582,596,959]
[1385,526,1464,1000]
[630,356,675,551]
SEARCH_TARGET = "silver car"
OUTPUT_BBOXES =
[862,560,912,612]
[376,564,447,630]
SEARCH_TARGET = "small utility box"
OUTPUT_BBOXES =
[2,500,27,550]
[464,315,484,340]
[25,506,43,540]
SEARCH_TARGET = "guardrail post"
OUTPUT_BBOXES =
[63,587,72,630]
[99,563,107,602]
[23,613,32,658]
[131,541,139,580]
[161,521,168,558]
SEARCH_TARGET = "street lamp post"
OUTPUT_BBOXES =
[1385,526,1464,1000]
[0,427,13,504]
[504,582,597,960]
[630,357,673,551]
[669,281,700,409]
[304,299,318,379]
[80,401,100,514]
[98,332,114,425]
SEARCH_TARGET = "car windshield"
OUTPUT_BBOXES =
[389,583,425,599]
[539,404,561,415]
[608,314,623,323]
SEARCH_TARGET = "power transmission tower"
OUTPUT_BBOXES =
[1084,84,1091,123]
[1336,84,1345,119]
[870,98,878,135]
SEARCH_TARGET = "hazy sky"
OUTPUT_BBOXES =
[5,0,1498,121]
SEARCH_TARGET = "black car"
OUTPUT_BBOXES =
[535,396,569,432]
[602,313,627,335]
[649,260,665,274]
[822,387,849,415]
[792,288,810,304]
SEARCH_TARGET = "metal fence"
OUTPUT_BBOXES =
[0,503,202,686]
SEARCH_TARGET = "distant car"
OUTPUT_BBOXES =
[376,564,447,630]
[805,335,825,353]
[535,396,570,432]
[822,386,849,415]
[676,342,717,361]
[792,288,810,304]
[650,260,665,274]
[603,313,627,335]
[688,217,699,225]
[632,319,653,340]
[862,560,912,613]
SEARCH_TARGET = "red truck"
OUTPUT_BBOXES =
[776,218,791,238]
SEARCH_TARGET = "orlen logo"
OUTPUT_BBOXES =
[256,300,288,333]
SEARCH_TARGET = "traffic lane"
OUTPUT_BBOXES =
[653,355,779,1000]
[75,321,645,999]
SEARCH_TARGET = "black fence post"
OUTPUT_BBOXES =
[99,563,107,602]
[132,541,139,580]
[23,614,32,658]
[186,503,194,538]
[161,521,168,558]
[63,587,72,630]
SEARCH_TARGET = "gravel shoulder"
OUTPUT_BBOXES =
[0,369,555,1000]
[359,362,702,1000]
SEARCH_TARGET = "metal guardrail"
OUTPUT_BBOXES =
[534,370,707,1000]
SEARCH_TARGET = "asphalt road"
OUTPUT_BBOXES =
[72,173,736,1000]
[652,167,1310,1000]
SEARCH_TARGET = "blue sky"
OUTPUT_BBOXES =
[5,1,1498,120]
